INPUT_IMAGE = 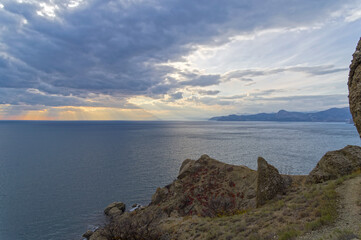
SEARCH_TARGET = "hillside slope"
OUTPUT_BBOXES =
[209,108,352,122]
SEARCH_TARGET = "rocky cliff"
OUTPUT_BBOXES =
[150,154,258,217]
[86,145,361,240]
[86,155,293,240]
[349,38,361,138]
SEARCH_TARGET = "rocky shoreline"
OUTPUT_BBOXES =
[83,145,361,240]
[83,37,361,240]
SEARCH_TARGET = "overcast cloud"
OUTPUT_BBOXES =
[0,0,360,119]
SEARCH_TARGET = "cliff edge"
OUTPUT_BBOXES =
[85,144,361,240]
[349,37,361,138]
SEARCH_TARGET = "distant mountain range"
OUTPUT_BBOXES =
[209,107,353,122]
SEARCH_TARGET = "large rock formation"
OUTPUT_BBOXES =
[308,145,361,183]
[348,38,361,137]
[150,154,258,217]
[256,157,286,207]
[87,155,297,239]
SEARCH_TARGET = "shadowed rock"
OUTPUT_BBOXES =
[256,157,285,207]
[308,145,361,183]
[348,37,361,137]
[82,230,93,239]
[104,202,126,216]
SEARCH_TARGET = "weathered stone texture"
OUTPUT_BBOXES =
[149,154,258,217]
[104,202,126,216]
[256,157,285,207]
[308,145,361,183]
[348,38,361,137]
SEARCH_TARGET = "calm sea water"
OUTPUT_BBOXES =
[0,121,360,240]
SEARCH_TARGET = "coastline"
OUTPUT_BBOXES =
[85,146,361,240]
[85,38,361,240]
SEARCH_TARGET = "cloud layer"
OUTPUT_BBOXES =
[0,0,360,119]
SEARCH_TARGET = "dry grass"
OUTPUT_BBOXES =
[100,170,361,240]
[317,228,359,240]
[164,174,348,240]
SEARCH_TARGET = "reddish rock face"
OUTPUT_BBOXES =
[348,38,361,138]
[150,154,258,217]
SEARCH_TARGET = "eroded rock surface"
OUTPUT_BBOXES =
[256,157,285,207]
[308,145,361,183]
[150,154,258,217]
[87,155,297,239]
[348,38,361,137]
[104,202,126,216]
[82,230,93,239]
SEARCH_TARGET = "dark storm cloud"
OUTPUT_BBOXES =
[0,0,351,107]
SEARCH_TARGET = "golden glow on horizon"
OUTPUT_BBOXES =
[0,106,159,121]
[0,93,238,121]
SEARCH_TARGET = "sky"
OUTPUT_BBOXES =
[0,0,361,120]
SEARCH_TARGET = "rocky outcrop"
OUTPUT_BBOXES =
[256,157,285,207]
[308,145,361,183]
[89,231,107,240]
[82,230,93,239]
[104,202,126,216]
[86,155,263,239]
[84,155,302,239]
[149,154,258,217]
[348,38,361,138]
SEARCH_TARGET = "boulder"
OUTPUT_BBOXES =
[348,37,361,137]
[307,145,361,183]
[256,157,285,207]
[82,230,93,239]
[104,202,125,216]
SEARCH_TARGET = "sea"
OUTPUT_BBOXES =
[0,121,360,240]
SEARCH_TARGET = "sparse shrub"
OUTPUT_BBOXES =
[279,228,299,240]
[332,229,359,240]
[305,219,322,231]
[248,232,262,240]
[271,200,285,211]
